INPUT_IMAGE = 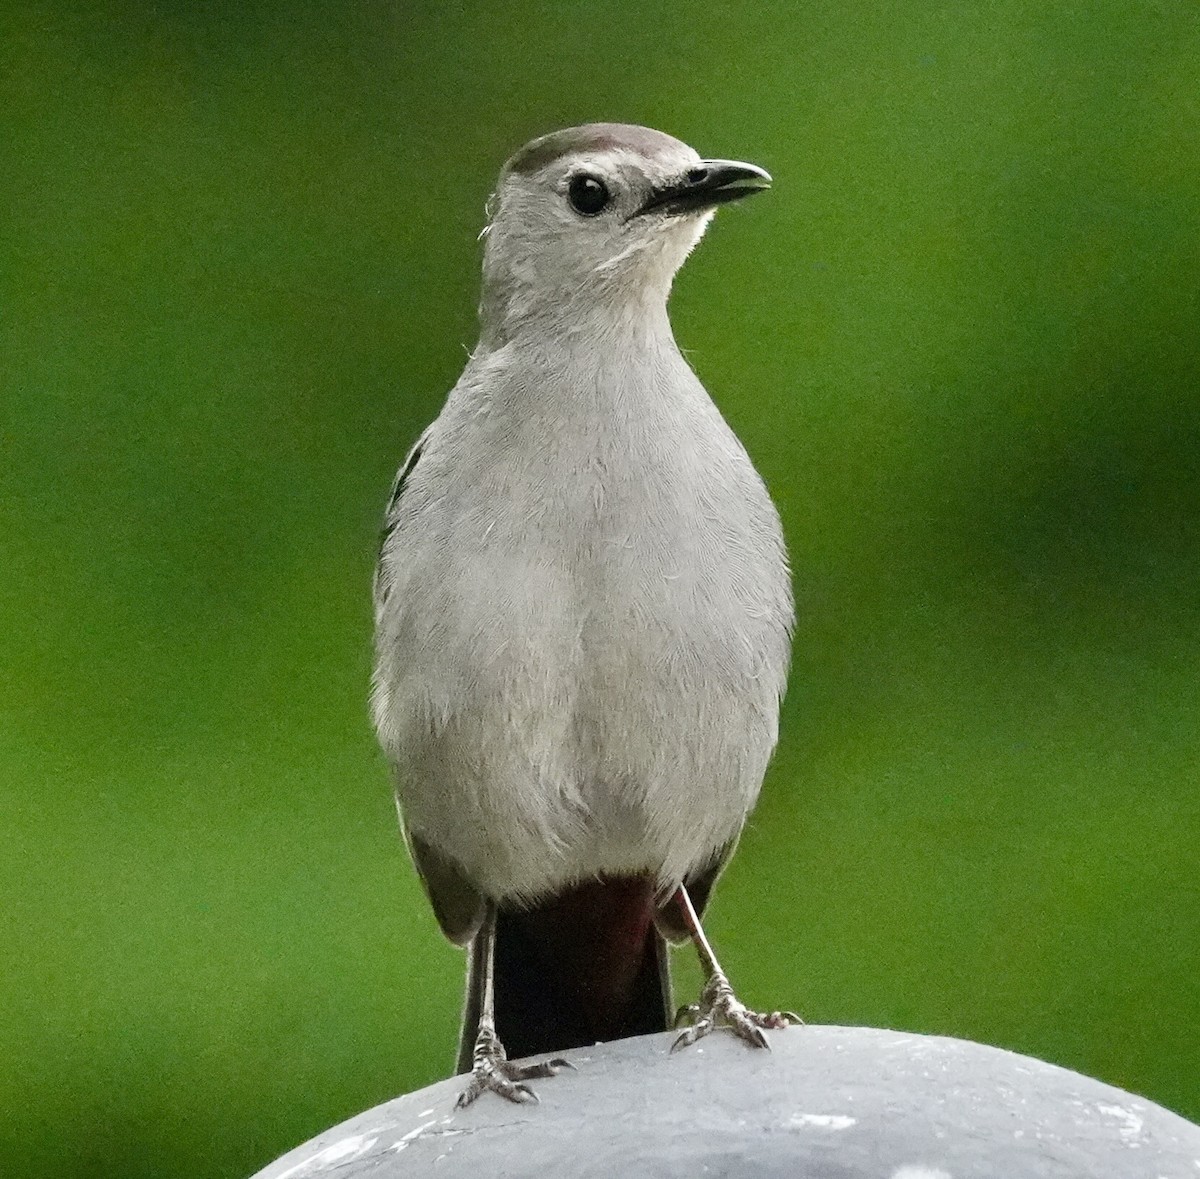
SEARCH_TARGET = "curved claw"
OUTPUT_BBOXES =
[511,1056,575,1080]
[671,1028,696,1053]
[671,1017,713,1052]
[745,1022,770,1050]
[753,1010,797,1031]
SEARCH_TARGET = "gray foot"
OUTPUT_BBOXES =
[672,972,800,1052]
[456,1025,573,1108]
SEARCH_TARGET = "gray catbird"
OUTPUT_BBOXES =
[372,123,795,1106]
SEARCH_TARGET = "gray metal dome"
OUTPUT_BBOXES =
[251,1026,1200,1178]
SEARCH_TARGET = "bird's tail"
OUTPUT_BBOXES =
[457,874,671,1072]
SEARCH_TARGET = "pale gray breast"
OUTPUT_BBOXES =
[376,347,791,741]
[372,350,792,896]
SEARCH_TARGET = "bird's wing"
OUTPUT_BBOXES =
[653,836,739,944]
[374,428,486,943]
[372,427,431,619]
[406,830,486,946]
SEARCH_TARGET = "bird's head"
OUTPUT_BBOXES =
[477,123,770,346]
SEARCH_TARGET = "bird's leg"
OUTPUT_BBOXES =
[457,903,573,1108]
[669,884,800,1053]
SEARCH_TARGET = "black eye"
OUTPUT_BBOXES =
[568,174,610,216]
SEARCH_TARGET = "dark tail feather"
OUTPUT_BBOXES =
[457,875,670,1072]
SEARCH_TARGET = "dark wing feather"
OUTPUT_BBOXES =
[408,831,486,947]
[373,429,429,615]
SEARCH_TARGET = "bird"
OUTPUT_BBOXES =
[371,123,795,1107]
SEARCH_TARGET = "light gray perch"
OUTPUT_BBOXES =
[250,1025,1200,1178]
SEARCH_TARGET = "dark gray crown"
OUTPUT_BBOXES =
[505,123,690,177]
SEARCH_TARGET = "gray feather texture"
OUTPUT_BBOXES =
[372,124,793,907]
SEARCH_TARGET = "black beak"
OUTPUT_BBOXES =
[636,159,772,217]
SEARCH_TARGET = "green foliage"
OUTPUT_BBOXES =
[2,2,1197,1175]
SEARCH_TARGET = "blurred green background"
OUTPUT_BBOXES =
[3,1,1199,1175]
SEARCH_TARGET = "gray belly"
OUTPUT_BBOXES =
[375,522,786,903]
